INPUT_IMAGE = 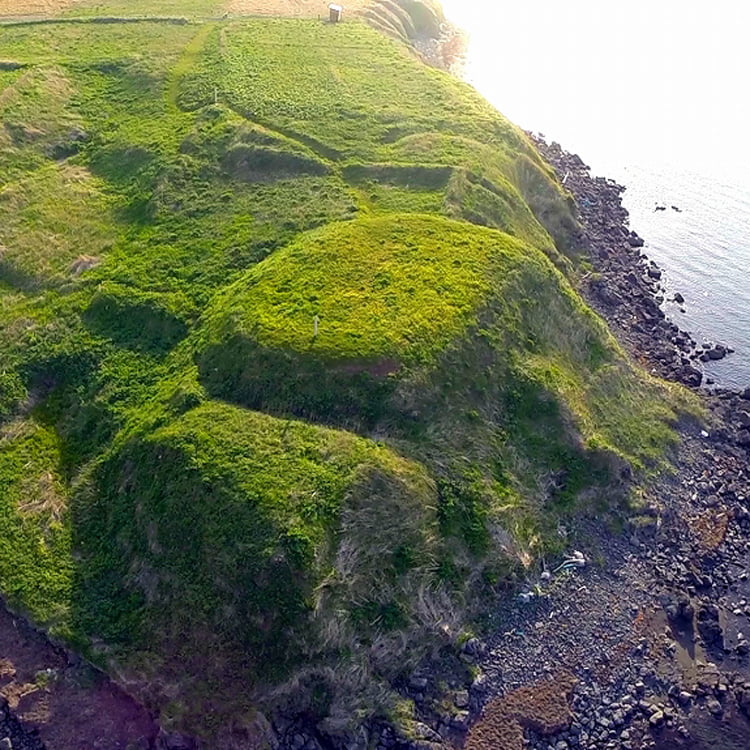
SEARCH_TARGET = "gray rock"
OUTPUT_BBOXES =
[0,738,12,750]
[413,723,441,743]
[648,710,664,726]
[706,697,723,716]
[454,690,470,709]
[461,637,486,658]
[470,673,488,693]
[449,711,470,730]
[158,733,194,750]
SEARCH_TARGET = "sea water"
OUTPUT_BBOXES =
[440,0,750,388]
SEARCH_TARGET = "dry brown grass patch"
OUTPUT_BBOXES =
[18,470,65,520]
[0,0,81,17]
[466,672,577,750]
[69,254,100,276]
[690,509,729,551]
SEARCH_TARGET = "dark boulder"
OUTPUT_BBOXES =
[628,232,645,248]
[681,367,703,387]
[736,682,750,717]
[697,604,723,648]
[666,596,694,624]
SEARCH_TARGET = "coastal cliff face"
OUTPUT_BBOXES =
[0,1,696,746]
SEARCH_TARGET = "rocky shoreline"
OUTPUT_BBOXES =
[457,139,750,750]
[531,134,750,457]
[532,136,734,388]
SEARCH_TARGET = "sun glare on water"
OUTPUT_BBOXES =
[439,0,750,181]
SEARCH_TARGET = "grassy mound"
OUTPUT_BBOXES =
[200,214,503,364]
[84,282,192,353]
[195,212,690,575]
[196,211,683,465]
[74,400,444,733]
[222,143,330,181]
[196,214,514,425]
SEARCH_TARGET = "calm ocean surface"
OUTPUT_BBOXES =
[440,0,750,388]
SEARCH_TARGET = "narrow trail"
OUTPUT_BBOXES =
[167,21,217,112]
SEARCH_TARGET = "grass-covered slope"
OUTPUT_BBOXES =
[195,212,687,558]
[179,18,575,253]
[0,3,697,745]
[74,401,443,734]
[196,212,673,450]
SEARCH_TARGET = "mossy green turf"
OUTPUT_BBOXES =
[0,419,72,633]
[0,4,698,743]
[75,403,439,684]
[202,215,509,364]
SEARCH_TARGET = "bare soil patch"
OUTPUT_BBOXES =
[0,603,158,750]
[0,0,81,18]
[690,508,730,551]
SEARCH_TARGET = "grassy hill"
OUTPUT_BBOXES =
[0,1,696,745]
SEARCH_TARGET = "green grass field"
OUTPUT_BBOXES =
[0,3,698,745]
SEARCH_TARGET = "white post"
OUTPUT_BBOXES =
[313,315,320,337]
